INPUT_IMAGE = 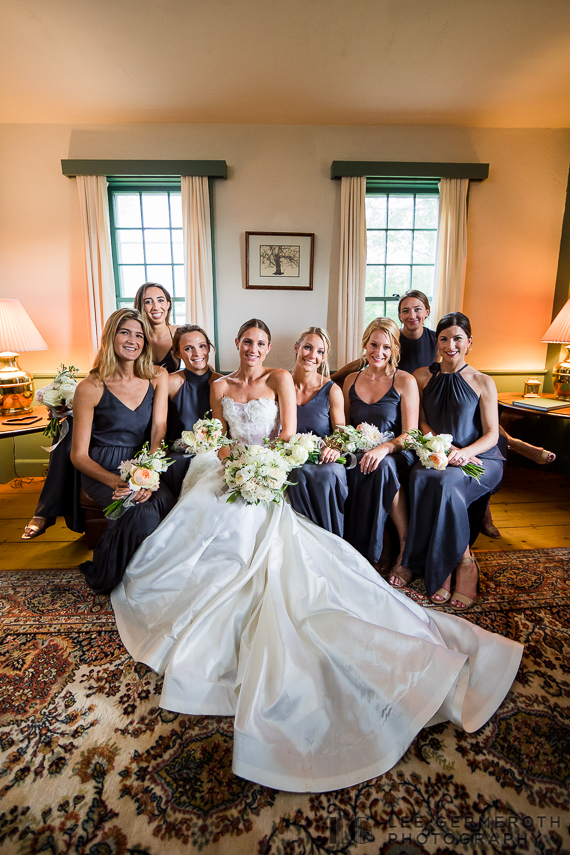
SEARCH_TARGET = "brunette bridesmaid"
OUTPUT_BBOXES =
[287,327,348,536]
[134,282,180,372]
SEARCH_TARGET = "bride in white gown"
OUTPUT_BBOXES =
[112,318,523,793]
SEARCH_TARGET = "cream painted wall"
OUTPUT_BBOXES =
[0,123,569,377]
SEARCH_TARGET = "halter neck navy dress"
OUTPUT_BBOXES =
[79,382,175,594]
[287,380,348,536]
[402,364,504,595]
[163,368,213,497]
[344,370,414,564]
[398,328,437,375]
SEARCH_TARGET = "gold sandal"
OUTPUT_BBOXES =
[430,587,451,604]
[450,555,480,611]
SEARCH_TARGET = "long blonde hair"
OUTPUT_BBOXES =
[361,317,401,369]
[90,309,156,381]
[294,326,332,379]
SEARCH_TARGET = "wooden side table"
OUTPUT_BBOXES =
[498,394,570,476]
[0,406,50,483]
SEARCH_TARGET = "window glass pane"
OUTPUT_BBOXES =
[412,230,437,265]
[385,301,400,326]
[144,229,172,264]
[114,194,141,228]
[367,230,386,264]
[169,194,183,228]
[365,266,384,298]
[146,266,173,290]
[116,229,144,265]
[365,196,387,228]
[386,231,412,264]
[172,229,184,264]
[172,301,186,324]
[119,265,146,298]
[142,194,170,227]
[414,196,439,229]
[411,266,435,295]
[364,300,383,327]
[388,196,414,228]
[385,265,410,294]
[173,265,185,298]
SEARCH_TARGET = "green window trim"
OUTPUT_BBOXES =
[331,161,489,181]
[62,159,227,178]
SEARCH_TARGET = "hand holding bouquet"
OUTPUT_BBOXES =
[324,423,395,455]
[404,429,485,483]
[35,364,79,442]
[172,415,234,456]
[224,443,293,505]
[104,442,174,519]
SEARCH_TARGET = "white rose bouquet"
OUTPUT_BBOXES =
[104,441,174,519]
[223,443,293,505]
[35,364,79,442]
[404,429,485,483]
[325,423,395,455]
[272,432,323,466]
[171,415,234,456]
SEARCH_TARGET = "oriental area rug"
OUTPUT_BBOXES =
[1,549,569,855]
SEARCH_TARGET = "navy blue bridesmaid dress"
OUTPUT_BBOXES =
[163,368,213,497]
[398,328,437,375]
[78,382,175,594]
[343,371,414,564]
[33,415,84,532]
[287,380,348,536]
[402,364,504,595]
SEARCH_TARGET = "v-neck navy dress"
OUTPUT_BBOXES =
[79,382,175,594]
[344,371,414,564]
[163,368,213,497]
[402,364,504,595]
[287,380,348,536]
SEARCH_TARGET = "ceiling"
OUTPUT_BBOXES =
[2,0,570,127]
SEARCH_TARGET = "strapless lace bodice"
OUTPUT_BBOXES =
[221,397,279,445]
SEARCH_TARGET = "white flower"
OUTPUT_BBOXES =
[290,444,309,465]
[119,460,135,480]
[41,388,64,408]
[234,465,256,485]
[58,381,76,401]
[425,436,450,454]
[296,433,318,451]
[181,430,196,447]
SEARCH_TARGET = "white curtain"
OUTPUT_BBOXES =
[76,175,116,357]
[432,178,469,321]
[337,176,367,366]
[181,176,215,334]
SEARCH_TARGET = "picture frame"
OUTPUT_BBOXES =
[245,232,314,291]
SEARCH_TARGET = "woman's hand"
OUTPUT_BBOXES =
[448,446,481,467]
[360,443,390,474]
[319,445,340,464]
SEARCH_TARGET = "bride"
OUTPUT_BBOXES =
[111,318,523,794]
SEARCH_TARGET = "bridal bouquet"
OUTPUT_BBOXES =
[35,364,79,443]
[404,429,485,483]
[325,423,395,455]
[104,442,174,519]
[224,443,293,505]
[171,415,234,456]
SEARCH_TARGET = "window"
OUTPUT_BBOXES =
[108,181,186,322]
[365,180,439,327]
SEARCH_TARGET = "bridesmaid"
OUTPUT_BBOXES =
[163,324,221,498]
[287,327,348,536]
[134,282,180,372]
[343,318,419,580]
[402,312,504,609]
[397,290,437,374]
[71,309,175,594]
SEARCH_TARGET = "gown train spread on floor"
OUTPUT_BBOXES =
[112,397,523,793]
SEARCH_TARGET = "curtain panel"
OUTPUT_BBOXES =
[181,176,215,336]
[76,175,116,357]
[432,178,469,321]
[337,176,367,366]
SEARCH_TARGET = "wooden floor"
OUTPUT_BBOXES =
[1,467,570,572]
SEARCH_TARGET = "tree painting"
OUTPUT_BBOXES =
[259,244,300,277]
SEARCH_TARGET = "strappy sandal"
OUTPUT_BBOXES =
[450,555,480,611]
[430,587,451,604]
[22,517,52,540]
[388,565,413,589]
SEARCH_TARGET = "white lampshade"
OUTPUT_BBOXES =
[541,298,570,344]
[0,298,48,353]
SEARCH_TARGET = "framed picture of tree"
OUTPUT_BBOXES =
[245,232,314,290]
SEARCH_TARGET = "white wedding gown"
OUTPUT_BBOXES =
[112,397,523,793]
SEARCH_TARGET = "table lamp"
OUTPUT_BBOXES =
[541,297,570,401]
[0,298,48,415]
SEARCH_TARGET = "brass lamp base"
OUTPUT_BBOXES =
[552,345,570,402]
[0,352,34,414]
